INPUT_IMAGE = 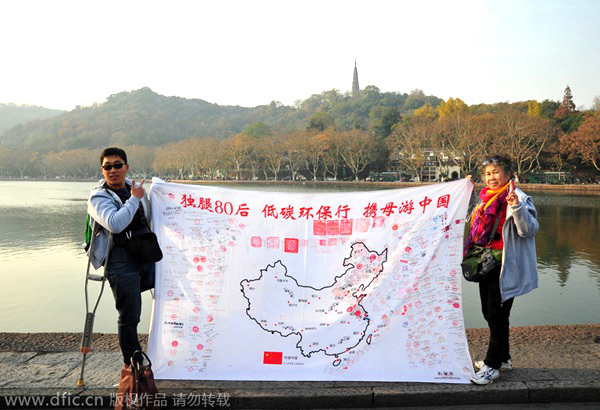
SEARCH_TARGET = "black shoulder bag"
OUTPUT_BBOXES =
[127,212,163,263]
[461,214,502,282]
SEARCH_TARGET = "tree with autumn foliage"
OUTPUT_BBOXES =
[257,135,286,180]
[527,100,541,117]
[336,130,376,180]
[307,112,334,132]
[221,134,251,180]
[437,97,468,119]
[386,118,433,182]
[124,145,156,177]
[562,112,600,171]
[554,85,584,134]
[592,96,600,111]
[284,131,314,181]
[303,131,331,180]
[413,102,437,119]
[555,85,577,119]
[490,109,559,178]
[320,129,344,180]
[438,113,489,177]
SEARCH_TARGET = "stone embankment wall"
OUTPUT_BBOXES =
[1,324,598,353]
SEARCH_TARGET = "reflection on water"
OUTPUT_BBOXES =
[535,194,600,286]
[0,181,599,332]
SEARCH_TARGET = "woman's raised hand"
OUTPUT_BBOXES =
[506,179,519,206]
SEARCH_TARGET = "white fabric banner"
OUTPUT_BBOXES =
[147,178,474,383]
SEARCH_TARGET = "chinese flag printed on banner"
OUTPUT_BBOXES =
[263,351,283,365]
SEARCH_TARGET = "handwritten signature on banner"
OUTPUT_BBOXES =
[178,193,452,220]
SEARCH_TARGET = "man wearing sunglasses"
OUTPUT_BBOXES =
[87,147,154,368]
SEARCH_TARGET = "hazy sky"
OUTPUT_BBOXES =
[2,0,599,111]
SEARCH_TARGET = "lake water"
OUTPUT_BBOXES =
[0,180,598,334]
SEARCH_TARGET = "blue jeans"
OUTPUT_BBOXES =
[107,260,155,365]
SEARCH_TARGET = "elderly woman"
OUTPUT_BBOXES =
[466,155,539,385]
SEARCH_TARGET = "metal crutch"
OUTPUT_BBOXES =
[76,222,112,388]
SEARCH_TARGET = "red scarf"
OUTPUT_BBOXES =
[464,183,509,254]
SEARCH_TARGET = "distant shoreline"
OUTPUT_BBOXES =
[2,177,600,194]
[170,179,600,194]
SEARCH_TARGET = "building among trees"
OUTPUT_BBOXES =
[388,148,463,182]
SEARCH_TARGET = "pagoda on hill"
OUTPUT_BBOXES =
[352,60,360,97]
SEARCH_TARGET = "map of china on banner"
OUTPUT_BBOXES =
[147,178,474,383]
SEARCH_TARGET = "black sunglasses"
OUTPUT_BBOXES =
[482,156,501,166]
[101,162,125,171]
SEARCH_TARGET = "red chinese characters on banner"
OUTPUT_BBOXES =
[180,194,195,208]
[398,200,414,214]
[335,205,350,219]
[316,205,333,220]
[198,198,213,212]
[280,205,296,220]
[363,203,378,218]
[361,194,450,218]
[179,194,248,217]
[299,207,314,219]
[236,204,250,217]
[262,205,279,219]
[437,194,451,209]
[419,196,433,213]
[381,202,398,217]
[178,193,451,220]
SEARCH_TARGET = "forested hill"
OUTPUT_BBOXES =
[0,86,442,153]
[0,88,300,152]
[0,103,64,134]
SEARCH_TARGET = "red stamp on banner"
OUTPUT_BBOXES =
[284,238,299,253]
[251,236,262,247]
[313,220,326,236]
[319,239,327,246]
[372,216,386,228]
[356,218,370,233]
[267,237,280,249]
[328,238,338,246]
[340,219,353,235]
[326,220,340,235]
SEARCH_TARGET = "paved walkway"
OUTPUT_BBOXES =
[0,325,599,408]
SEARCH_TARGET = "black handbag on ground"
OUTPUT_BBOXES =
[462,214,502,282]
[127,232,163,263]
